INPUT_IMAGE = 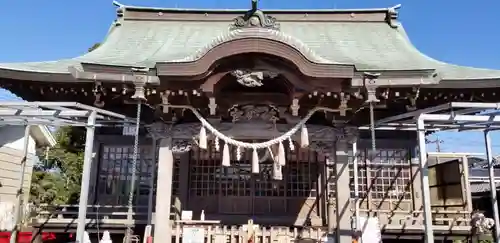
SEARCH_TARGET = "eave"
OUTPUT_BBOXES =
[31,125,57,148]
[0,2,498,89]
[0,66,76,82]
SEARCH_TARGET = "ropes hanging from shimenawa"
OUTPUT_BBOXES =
[166,105,346,179]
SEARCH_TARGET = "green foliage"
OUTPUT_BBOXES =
[30,43,98,205]
[472,234,494,243]
[30,171,66,205]
[30,127,85,205]
[88,43,101,53]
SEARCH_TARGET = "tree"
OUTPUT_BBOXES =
[30,170,66,205]
[88,43,101,52]
[30,43,101,205]
[31,127,85,204]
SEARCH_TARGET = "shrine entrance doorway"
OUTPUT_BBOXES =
[186,143,324,224]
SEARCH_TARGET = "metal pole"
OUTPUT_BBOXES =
[352,141,360,234]
[417,117,434,243]
[484,130,500,242]
[10,125,31,243]
[76,111,97,243]
[147,138,157,225]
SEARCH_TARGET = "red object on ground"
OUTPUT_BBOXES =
[0,232,56,243]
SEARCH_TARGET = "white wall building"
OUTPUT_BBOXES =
[0,125,56,204]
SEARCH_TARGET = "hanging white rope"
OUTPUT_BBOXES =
[165,105,344,175]
[165,105,340,149]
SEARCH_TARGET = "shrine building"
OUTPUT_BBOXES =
[1,1,500,243]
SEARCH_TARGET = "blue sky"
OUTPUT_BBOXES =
[0,0,499,155]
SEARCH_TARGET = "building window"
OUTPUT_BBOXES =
[286,148,318,198]
[189,145,220,197]
[189,144,319,198]
[349,148,412,201]
[428,160,464,206]
[97,145,180,205]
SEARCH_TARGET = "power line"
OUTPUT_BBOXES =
[426,136,444,152]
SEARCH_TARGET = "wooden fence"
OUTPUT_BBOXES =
[170,225,327,243]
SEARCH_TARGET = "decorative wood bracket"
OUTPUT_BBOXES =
[131,67,150,101]
[338,93,350,116]
[363,72,381,103]
[290,98,300,116]
[406,87,420,111]
[208,97,217,115]
[161,91,170,113]
[92,82,105,108]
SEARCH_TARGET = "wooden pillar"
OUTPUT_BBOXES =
[154,138,174,243]
[178,153,190,214]
[462,156,473,213]
[318,159,326,224]
[326,157,336,234]
[335,140,351,243]
[147,138,158,225]
[172,152,189,220]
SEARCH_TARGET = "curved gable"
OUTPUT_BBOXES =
[156,28,354,78]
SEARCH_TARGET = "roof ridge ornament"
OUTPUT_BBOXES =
[112,1,124,8]
[230,0,280,30]
[112,1,125,26]
[386,4,401,28]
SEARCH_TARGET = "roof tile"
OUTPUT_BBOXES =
[1,14,500,81]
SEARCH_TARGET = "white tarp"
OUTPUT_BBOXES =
[0,202,15,231]
[359,217,382,243]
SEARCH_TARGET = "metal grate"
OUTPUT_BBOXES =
[189,143,319,198]
[349,148,412,200]
[189,144,221,197]
[286,148,318,198]
[96,145,180,206]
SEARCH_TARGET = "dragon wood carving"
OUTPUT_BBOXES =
[228,104,280,123]
[231,69,278,87]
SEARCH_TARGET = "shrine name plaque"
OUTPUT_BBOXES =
[182,226,205,243]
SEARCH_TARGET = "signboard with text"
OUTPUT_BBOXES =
[182,226,205,243]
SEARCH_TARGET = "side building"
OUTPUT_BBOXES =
[0,125,56,211]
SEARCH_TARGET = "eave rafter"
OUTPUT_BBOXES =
[1,0,500,133]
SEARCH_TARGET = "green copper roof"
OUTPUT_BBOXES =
[1,5,499,82]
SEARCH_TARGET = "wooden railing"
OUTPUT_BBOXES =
[31,204,175,226]
[30,204,472,235]
[356,209,472,231]
[170,225,327,243]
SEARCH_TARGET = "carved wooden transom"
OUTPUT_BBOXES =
[228,104,280,124]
